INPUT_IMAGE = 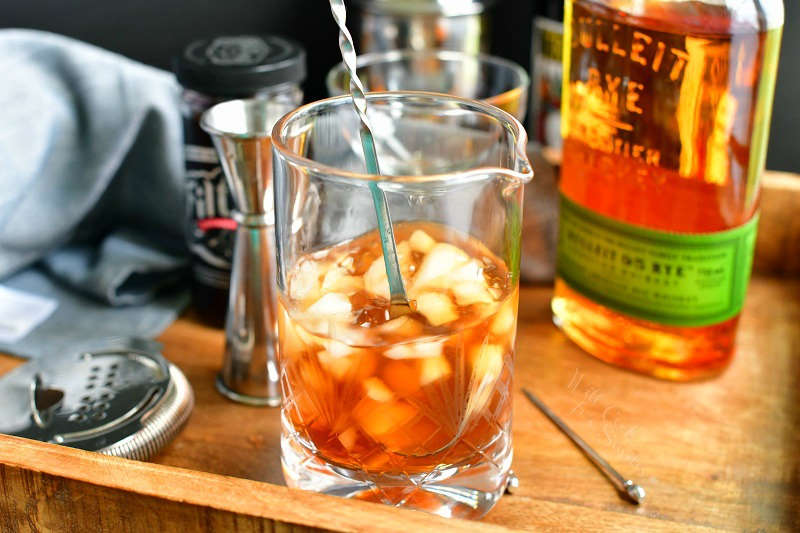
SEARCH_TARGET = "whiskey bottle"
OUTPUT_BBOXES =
[552,0,783,379]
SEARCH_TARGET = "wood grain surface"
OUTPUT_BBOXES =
[0,435,507,533]
[755,172,800,276]
[1,276,798,531]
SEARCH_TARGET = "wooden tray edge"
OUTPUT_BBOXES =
[0,434,514,532]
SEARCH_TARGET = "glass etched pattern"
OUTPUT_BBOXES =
[279,223,516,515]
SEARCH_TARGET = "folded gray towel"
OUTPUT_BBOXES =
[0,268,187,359]
[0,29,190,359]
[42,229,186,306]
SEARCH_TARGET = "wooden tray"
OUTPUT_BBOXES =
[2,275,799,531]
[1,172,799,532]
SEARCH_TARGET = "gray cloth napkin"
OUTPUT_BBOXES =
[0,29,190,359]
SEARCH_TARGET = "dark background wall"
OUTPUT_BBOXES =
[1,0,796,171]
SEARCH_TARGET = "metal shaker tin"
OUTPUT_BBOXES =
[355,0,494,53]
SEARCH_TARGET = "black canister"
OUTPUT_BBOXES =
[173,35,305,327]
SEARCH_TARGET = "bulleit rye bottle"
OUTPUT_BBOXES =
[552,0,783,379]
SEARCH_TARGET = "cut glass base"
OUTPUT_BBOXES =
[281,414,512,520]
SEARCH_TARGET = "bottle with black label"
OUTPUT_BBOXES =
[173,35,305,327]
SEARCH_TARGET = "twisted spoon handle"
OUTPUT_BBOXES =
[329,0,411,314]
[330,0,377,171]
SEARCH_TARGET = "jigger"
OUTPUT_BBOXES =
[201,98,296,406]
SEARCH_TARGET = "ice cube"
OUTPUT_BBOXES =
[293,322,324,349]
[415,341,444,357]
[317,350,353,380]
[278,309,307,356]
[411,243,470,291]
[306,293,352,317]
[450,260,485,284]
[318,349,377,381]
[376,315,424,338]
[419,356,452,386]
[338,255,355,273]
[452,281,494,306]
[322,266,364,294]
[409,230,436,254]
[490,299,516,336]
[363,257,390,299]
[415,292,459,326]
[363,242,414,299]
[383,345,413,359]
[304,294,354,337]
[396,240,413,268]
[326,338,359,358]
[289,260,321,302]
[465,343,505,418]
[470,342,504,376]
[384,340,443,359]
[354,399,418,437]
[363,376,395,402]
[338,426,360,451]
[381,360,421,397]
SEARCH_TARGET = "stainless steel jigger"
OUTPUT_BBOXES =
[201,99,290,406]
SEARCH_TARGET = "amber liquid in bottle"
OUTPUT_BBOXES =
[553,0,781,379]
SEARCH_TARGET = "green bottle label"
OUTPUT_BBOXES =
[557,195,758,327]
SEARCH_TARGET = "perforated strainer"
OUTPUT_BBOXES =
[2,338,193,461]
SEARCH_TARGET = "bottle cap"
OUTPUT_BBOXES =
[174,34,306,97]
